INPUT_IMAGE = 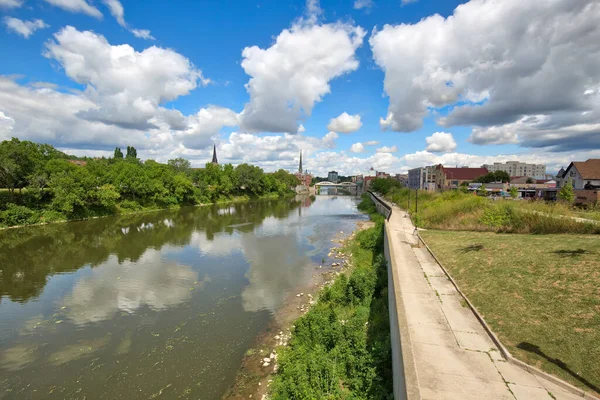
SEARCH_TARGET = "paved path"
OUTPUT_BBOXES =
[384,202,585,400]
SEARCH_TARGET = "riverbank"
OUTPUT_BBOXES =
[0,191,295,230]
[224,196,393,399]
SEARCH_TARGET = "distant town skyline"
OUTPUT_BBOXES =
[1,0,599,176]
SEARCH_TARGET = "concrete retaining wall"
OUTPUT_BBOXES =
[368,191,419,400]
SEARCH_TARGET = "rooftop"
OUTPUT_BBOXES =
[570,159,600,179]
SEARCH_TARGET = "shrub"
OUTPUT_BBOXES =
[118,200,143,212]
[480,203,514,229]
[0,203,38,226]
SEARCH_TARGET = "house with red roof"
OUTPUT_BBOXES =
[434,165,488,191]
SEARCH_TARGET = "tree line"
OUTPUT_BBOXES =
[0,138,300,227]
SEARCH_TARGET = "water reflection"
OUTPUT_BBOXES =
[62,251,198,325]
[0,195,365,399]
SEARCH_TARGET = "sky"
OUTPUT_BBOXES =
[1,0,599,177]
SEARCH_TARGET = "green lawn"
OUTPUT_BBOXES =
[421,230,600,395]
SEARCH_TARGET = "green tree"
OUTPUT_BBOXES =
[370,177,401,195]
[48,166,94,214]
[526,177,535,184]
[509,185,519,199]
[474,171,510,183]
[94,184,121,208]
[0,138,44,193]
[168,157,192,175]
[236,163,264,195]
[114,147,124,159]
[125,146,137,159]
[558,179,575,203]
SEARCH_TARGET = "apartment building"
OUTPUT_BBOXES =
[482,161,546,178]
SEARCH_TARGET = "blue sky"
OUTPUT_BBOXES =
[1,0,599,176]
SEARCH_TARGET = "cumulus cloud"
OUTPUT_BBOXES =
[350,142,364,153]
[239,8,365,133]
[364,140,379,146]
[44,26,207,130]
[0,0,23,8]
[376,145,397,153]
[179,106,239,149]
[353,0,373,10]
[44,0,103,18]
[3,17,48,38]
[327,112,362,133]
[370,0,600,152]
[130,28,155,40]
[425,132,456,153]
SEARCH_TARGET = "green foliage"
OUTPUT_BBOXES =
[0,138,295,227]
[477,184,488,196]
[473,171,511,183]
[480,203,514,228]
[559,179,575,203]
[125,146,137,159]
[0,203,38,226]
[370,177,402,195]
[167,157,191,175]
[509,185,519,199]
[271,213,393,399]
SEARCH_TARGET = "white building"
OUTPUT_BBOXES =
[327,171,339,183]
[407,166,437,190]
[482,161,546,178]
[560,159,600,189]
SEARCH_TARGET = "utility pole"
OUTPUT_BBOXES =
[416,188,419,214]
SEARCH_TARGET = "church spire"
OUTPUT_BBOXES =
[211,144,218,165]
[298,151,303,173]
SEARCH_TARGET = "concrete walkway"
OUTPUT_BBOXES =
[385,203,586,400]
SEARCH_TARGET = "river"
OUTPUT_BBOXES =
[0,195,366,399]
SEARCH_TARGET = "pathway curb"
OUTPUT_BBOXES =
[417,232,600,400]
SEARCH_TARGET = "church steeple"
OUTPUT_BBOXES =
[211,144,218,165]
[298,151,303,173]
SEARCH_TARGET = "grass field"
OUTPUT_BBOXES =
[420,230,600,394]
[387,189,600,234]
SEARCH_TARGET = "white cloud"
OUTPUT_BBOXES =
[370,0,600,152]
[44,0,103,18]
[179,106,239,149]
[353,0,372,10]
[364,140,379,146]
[44,26,207,130]
[376,145,397,153]
[0,0,23,8]
[425,132,457,153]
[130,28,155,40]
[3,17,48,38]
[401,0,418,4]
[350,142,364,153]
[102,0,125,27]
[326,112,362,133]
[0,111,15,135]
[239,15,365,133]
[298,124,306,133]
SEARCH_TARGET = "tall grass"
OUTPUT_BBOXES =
[388,188,600,235]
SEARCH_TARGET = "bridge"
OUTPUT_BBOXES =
[314,181,357,187]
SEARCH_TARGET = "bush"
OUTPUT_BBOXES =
[118,200,143,212]
[0,203,39,226]
[480,203,514,229]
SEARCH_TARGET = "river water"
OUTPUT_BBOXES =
[0,195,366,399]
